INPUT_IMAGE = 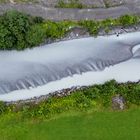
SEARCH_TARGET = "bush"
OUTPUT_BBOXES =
[43,21,67,39]
[0,101,7,114]
[117,83,140,105]
[26,24,46,47]
[0,10,32,50]
[119,15,139,26]
[0,10,45,50]
[79,20,100,35]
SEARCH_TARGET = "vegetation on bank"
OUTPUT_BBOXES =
[0,80,140,139]
[0,10,140,50]
[0,80,140,118]
[0,107,140,140]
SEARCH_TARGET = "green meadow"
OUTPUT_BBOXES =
[0,107,140,140]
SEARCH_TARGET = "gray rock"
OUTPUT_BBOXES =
[112,94,126,110]
[104,0,125,7]
[65,26,89,39]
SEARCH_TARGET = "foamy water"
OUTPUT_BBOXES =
[0,32,140,101]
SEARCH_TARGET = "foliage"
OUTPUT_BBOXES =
[0,10,33,50]
[79,15,140,36]
[79,20,100,35]
[0,11,140,50]
[0,101,7,114]
[0,11,76,50]
[26,24,46,47]
[119,15,140,26]
[43,21,66,39]
[56,0,86,9]
[1,80,140,119]
[0,10,47,50]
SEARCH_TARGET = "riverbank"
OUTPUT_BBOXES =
[1,10,140,50]
[47,24,140,45]
[1,79,140,120]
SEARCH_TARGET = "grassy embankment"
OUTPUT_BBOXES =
[0,81,140,139]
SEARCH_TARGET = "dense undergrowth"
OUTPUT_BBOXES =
[0,10,140,50]
[0,80,140,119]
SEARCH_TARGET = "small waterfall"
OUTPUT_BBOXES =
[0,32,140,95]
[132,45,140,58]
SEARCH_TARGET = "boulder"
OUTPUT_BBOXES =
[112,94,126,110]
[66,26,89,39]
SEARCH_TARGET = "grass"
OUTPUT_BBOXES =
[0,80,140,139]
[0,107,140,140]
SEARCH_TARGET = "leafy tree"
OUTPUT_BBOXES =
[0,10,32,50]
[0,10,46,50]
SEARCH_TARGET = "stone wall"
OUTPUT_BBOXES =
[0,0,140,21]
[38,0,105,8]
[37,0,140,8]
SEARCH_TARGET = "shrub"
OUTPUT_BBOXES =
[26,24,46,47]
[0,101,7,114]
[0,10,32,50]
[43,21,67,39]
[72,91,92,109]
[79,20,100,35]
[0,10,45,50]
[119,15,140,26]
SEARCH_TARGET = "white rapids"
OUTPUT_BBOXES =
[0,31,140,101]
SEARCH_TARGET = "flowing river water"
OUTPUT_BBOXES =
[0,32,140,101]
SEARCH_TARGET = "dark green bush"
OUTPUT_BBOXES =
[26,24,46,47]
[0,10,32,50]
[117,83,140,105]
[119,15,139,26]
[0,10,46,50]
[0,101,7,114]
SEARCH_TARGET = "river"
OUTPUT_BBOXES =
[0,31,140,101]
